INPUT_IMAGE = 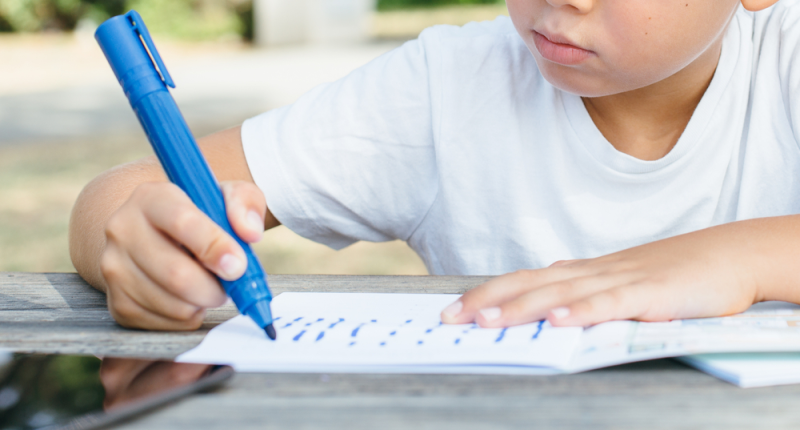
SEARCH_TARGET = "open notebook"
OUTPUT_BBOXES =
[178,293,800,383]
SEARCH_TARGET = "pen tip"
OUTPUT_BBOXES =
[265,324,277,340]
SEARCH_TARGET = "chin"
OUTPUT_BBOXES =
[531,52,637,98]
[537,62,623,98]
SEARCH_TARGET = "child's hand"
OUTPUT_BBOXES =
[100,181,267,331]
[441,224,765,328]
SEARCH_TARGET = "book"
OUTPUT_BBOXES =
[178,293,800,383]
[679,353,800,388]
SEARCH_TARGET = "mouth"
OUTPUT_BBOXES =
[532,30,595,66]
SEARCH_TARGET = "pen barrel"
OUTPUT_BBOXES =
[95,12,273,328]
[133,91,273,318]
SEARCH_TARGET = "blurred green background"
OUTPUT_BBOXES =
[0,0,505,40]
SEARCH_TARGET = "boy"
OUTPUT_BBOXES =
[70,0,800,332]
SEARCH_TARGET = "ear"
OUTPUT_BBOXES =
[741,0,780,12]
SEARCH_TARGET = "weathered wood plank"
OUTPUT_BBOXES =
[0,272,487,357]
[115,365,800,430]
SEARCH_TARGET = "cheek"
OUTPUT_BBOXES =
[506,0,546,28]
[600,10,691,88]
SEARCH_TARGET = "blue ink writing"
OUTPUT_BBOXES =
[531,320,545,340]
[351,323,365,337]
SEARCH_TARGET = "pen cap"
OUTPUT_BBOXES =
[95,11,175,106]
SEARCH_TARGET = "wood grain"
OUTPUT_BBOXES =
[0,272,486,357]
[3,272,800,430]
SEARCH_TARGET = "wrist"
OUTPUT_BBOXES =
[728,216,800,303]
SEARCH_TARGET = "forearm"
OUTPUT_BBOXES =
[69,157,167,292]
[730,215,800,305]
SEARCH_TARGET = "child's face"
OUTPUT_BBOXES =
[507,0,742,97]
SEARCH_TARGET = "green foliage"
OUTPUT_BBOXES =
[0,0,250,40]
[126,0,244,41]
[0,0,124,32]
[0,0,501,37]
[377,0,503,11]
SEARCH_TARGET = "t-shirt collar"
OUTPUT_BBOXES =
[561,12,742,175]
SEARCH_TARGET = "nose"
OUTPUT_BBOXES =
[546,0,595,13]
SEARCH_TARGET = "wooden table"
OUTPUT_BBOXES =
[3,272,800,430]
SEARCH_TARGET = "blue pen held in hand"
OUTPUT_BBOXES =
[95,11,277,340]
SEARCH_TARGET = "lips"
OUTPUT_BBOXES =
[532,30,595,66]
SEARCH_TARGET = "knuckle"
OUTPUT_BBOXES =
[503,300,526,317]
[604,288,627,304]
[516,269,540,284]
[222,182,244,199]
[165,264,194,296]
[199,231,228,263]
[243,182,266,202]
[169,206,200,238]
[131,182,162,201]
[100,252,123,284]
[173,306,200,322]
[219,183,235,199]
[175,310,205,330]
[552,281,576,301]
[109,297,141,326]
[104,213,126,241]
[510,269,530,278]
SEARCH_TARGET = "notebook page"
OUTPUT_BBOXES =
[178,293,584,373]
[568,301,800,373]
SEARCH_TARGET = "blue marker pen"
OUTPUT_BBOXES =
[95,11,277,340]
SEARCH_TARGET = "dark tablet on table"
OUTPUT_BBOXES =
[0,353,233,430]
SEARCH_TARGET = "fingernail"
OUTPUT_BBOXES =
[442,300,463,319]
[219,254,245,279]
[550,307,571,319]
[479,307,502,322]
[246,210,264,233]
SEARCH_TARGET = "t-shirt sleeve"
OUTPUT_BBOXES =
[241,35,440,250]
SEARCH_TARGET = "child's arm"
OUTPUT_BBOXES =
[69,126,280,330]
[441,216,800,327]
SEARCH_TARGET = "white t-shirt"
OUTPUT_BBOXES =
[242,4,800,276]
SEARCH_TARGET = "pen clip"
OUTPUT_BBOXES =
[126,10,176,88]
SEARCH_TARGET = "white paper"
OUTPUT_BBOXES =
[569,301,800,372]
[678,353,800,388]
[177,294,800,381]
[178,293,583,373]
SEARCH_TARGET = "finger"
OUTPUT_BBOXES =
[103,241,210,319]
[221,181,266,244]
[550,259,580,267]
[441,267,584,324]
[137,183,247,281]
[473,275,622,328]
[546,285,654,327]
[106,275,206,331]
[125,216,227,308]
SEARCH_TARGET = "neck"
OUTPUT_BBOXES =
[582,42,722,161]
